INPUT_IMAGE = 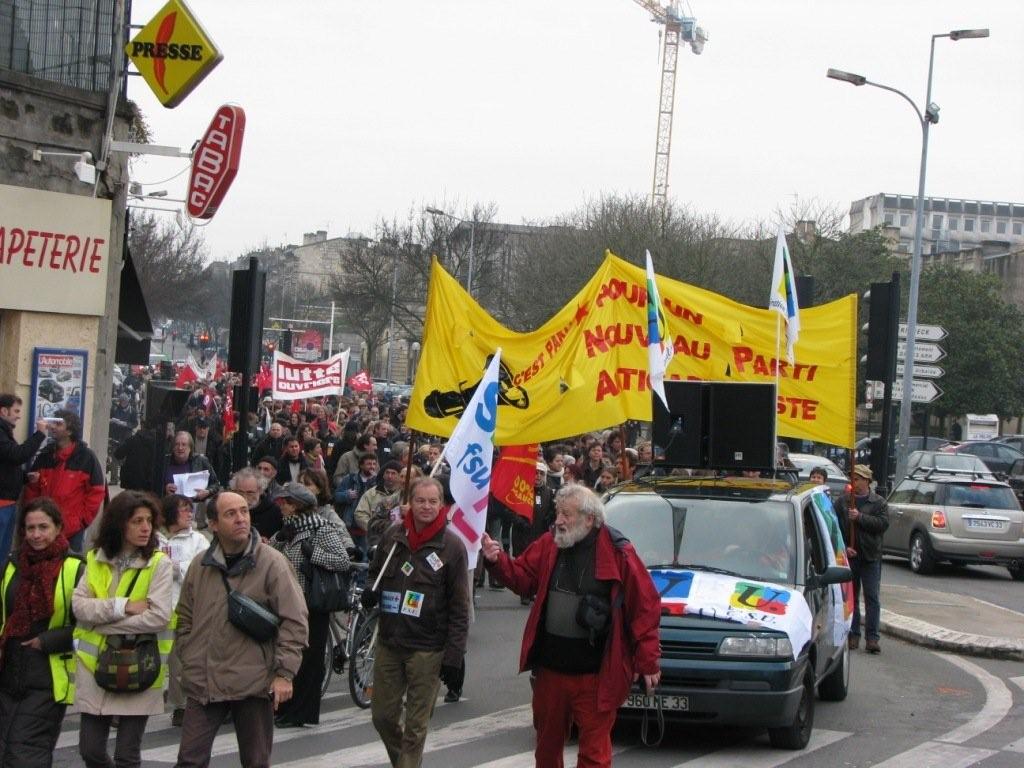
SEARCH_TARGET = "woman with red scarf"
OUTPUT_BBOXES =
[0,498,84,767]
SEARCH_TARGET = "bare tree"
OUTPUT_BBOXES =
[128,211,208,321]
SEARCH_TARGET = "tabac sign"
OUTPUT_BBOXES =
[187,105,246,220]
[125,0,223,108]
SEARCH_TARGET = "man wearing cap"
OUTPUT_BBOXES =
[835,465,889,654]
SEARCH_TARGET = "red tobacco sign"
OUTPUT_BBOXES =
[187,104,245,220]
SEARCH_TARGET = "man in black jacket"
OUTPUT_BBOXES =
[0,394,47,560]
[834,464,890,654]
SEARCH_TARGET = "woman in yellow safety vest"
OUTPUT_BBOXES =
[71,491,173,768]
[0,497,84,768]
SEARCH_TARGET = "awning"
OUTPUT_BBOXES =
[115,247,154,364]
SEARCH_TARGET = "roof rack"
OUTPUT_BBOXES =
[907,466,998,482]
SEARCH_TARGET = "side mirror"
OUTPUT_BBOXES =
[807,565,852,588]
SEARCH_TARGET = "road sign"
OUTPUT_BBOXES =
[899,323,947,342]
[891,378,943,404]
[897,340,945,363]
[896,363,944,379]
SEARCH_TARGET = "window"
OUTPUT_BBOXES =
[884,213,895,225]
[900,214,910,227]
[889,481,918,504]
[914,483,938,506]
[964,218,975,232]
[981,219,991,233]
[997,220,1007,235]
[932,214,943,229]
[948,217,959,231]
[1014,222,1023,236]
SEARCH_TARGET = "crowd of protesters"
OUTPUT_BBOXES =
[0,373,681,768]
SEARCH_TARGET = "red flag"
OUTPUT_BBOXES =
[174,364,198,388]
[489,444,539,522]
[290,398,302,414]
[223,387,236,438]
[347,369,373,393]
[256,363,273,393]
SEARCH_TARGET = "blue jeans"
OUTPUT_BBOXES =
[850,557,882,641]
[0,503,16,563]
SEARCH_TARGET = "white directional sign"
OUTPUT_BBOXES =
[896,363,945,379]
[891,378,943,404]
[899,323,947,342]
[897,340,945,363]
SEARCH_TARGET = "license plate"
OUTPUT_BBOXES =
[964,518,1007,530]
[623,693,689,711]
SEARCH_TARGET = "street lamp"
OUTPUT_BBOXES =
[828,27,989,482]
[425,207,477,297]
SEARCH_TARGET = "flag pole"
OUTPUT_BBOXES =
[774,312,782,445]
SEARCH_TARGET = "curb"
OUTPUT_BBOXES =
[880,608,1024,661]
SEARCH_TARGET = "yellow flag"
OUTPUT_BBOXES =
[407,253,857,447]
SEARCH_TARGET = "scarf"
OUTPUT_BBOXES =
[403,510,446,552]
[278,511,322,542]
[2,534,70,641]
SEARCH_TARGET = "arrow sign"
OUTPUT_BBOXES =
[897,340,945,363]
[896,363,945,379]
[899,323,947,342]
[891,378,943,404]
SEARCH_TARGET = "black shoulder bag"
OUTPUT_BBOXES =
[301,539,351,613]
[220,568,281,642]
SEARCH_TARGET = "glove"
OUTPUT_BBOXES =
[360,589,378,611]
[439,663,460,688]
[346,547,363,562]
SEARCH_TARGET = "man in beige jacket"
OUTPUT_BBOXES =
[173,491,308,768]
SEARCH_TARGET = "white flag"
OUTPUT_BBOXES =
[645,250,674,409]
[443,349,502,570]
[769,226,801,363]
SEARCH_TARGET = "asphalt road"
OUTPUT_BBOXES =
[882,555,1024,614]
[52,588,1024,767]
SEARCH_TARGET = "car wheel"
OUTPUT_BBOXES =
[909,532,937,575]
[1007,564,1024,582]
[818,643,849,702]
[769,669,815,749]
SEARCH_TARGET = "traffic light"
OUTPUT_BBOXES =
[864,276,899,382]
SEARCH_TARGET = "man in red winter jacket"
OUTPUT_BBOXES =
[481,484,661,768]
[24,409,105,552]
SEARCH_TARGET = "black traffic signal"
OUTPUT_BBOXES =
[864,276,899,382]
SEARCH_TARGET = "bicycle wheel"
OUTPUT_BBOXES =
[321,633,334,696]
[348,608,378,709]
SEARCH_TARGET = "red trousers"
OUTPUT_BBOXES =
[533,667,617,768]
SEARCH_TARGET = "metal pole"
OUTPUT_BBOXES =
[894,36,937,482]
[328,300,335,356]
[385,250,399,382]
[467,220,476,298]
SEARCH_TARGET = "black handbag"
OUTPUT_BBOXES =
[301,540,351,613]
[94,570,161,693]
[220,570,280,642]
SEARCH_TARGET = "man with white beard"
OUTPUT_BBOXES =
[480,485,661,768]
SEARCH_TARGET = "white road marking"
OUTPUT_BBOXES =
[867,741,997,768]
[473,743,630,767]
[933,653,1013,745]
[274,703,534,767]
[668,728,851,767]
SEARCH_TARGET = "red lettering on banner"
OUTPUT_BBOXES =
[672,335,711,359]
[663,298,704,326]
[777,396,818,420]
[732,346,818,381]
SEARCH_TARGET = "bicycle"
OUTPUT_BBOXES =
[321,561,370,697]
[347,606,378,708]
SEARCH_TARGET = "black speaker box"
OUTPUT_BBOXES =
[232,385,260,413]
[228,265,267,375]
[706,382,777,469]
[145,385,190,424]
[652,381,705,466]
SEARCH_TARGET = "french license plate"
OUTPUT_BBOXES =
[964,518,1007,530]
[623,693,689,711]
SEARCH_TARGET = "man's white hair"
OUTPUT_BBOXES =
[555,484,604,527]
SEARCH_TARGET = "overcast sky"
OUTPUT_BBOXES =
[126,0,1023,263]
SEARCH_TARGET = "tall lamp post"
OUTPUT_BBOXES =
[827,27,989,482]
[425,207,477,297]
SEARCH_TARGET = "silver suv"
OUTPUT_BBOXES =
[882,468,1024,579]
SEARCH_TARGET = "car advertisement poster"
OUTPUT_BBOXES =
[30,348,88,423]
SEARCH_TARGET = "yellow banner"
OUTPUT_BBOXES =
[407,253,857,447]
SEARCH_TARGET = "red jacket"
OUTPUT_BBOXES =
[25,441,105,538]
[489,525,661,711]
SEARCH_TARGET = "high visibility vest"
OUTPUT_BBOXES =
[73,550,174,690]
[0,557,82,704]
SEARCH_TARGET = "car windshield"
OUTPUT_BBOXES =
[605,493,797,584]
[789,455,842,478]
[944,484,1020,510]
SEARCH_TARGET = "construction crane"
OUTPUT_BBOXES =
[631,1,708,207]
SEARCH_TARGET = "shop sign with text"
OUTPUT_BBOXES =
[187,104,245,220]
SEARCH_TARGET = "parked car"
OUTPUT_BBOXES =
[787,454,849,498]
[1005,459,1024,506]
[997,435,1024,453]
[603,476,851,749]
[904,450,992,477]
[882,470,1024,579]
[942,441,1024,476]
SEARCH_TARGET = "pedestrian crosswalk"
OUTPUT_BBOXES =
[51,683,1024,768]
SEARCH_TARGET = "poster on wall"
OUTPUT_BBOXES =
[30,348,88,423]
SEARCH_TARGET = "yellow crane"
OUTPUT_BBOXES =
[630,1,707,207]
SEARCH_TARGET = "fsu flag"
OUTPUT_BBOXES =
[348,369,373,393]
[490,444,539,522]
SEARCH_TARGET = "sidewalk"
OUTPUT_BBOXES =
[879,582,1024,660]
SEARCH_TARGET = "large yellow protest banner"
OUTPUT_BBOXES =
[406,253,857,448]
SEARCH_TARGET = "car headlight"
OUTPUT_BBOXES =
[718,635,793,658]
